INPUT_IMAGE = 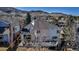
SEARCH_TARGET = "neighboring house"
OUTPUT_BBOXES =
[0,20,11,46]
[75,21,79,45]
[31,19,61,47]
[20,18,61,47]
[70,20,79,49]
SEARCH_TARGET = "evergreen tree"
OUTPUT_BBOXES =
[25,12,31,25]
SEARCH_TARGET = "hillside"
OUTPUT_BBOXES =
[0,7,78,27]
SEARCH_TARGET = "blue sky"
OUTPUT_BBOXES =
[16,7,79,16]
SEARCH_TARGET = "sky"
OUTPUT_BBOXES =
[16,7,79,16]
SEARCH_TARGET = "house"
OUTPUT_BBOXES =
[74,21,79,48]
[0,20,11,46]
[31,19,61,47]
[20,18,61,47]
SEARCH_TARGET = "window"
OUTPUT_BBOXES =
[37,30,40,33]
[24,35,31,39]
[52,36,57,39]
[0,28,5,33]
[34,17,36,20]
[0,35,3,42]
[0,36,2,40]
[77,28,79,32]
[57,30,60,33]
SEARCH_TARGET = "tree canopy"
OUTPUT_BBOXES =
[25,12,31,25]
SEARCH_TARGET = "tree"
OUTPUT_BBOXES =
[66,16,75,48]
[25,12,31,25]
[59,16,74,50]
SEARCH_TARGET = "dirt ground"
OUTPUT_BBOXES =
[0,47,74,51]
[0,47,8,51]
[17,47,48,51]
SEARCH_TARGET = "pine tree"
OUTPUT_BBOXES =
[25,12,31,25]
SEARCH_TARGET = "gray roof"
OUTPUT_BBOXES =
[0,20,10,27]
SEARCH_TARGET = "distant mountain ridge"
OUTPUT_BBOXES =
[0,7,78,27]
[0,7,28,13]
[0,7,76,16]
